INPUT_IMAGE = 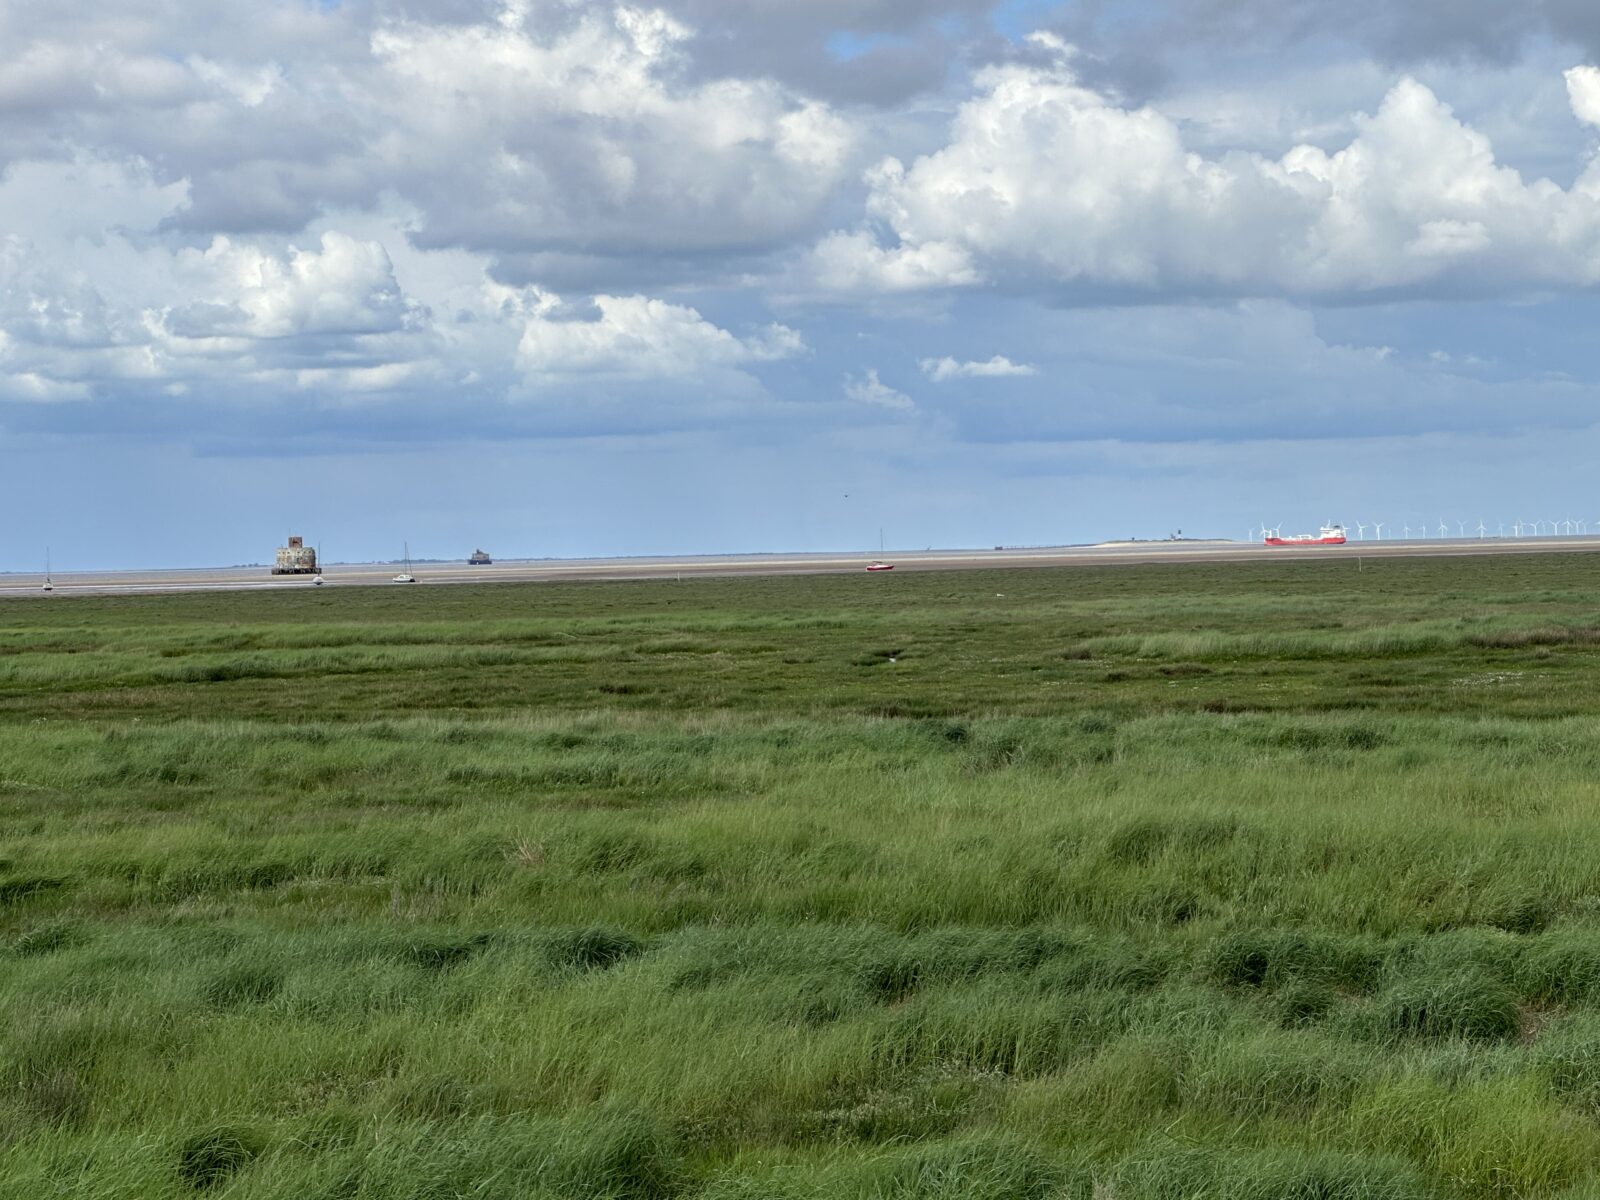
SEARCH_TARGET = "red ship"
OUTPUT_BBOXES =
[1264,524,1347,546]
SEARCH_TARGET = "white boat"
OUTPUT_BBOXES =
[41,548,52,592]
[865,529,894,571]
[393,542,416,584]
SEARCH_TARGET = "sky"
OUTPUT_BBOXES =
[7,0,1600,567]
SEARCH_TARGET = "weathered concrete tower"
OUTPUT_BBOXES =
[272,536,320,575]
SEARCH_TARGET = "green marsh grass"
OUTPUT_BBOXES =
[8,554,1600,1194]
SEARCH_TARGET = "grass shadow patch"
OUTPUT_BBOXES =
[545,926,646,972]
[400,932,496,972]
[176,1126,263,1190]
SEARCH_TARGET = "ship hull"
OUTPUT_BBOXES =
[1263,536,1346,546]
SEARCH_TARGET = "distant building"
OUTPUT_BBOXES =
[273,536,320,575]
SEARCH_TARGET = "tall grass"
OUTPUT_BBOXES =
[9,554,1600,1194]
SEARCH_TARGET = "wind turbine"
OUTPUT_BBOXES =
[1477,520,1487,539]
[1457,521,1467,538]
[1497,521,1505,537]
[1355,522,1367,540]
[1437,519,1448,538]
[1373,522,1385,540]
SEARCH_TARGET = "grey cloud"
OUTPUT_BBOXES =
[160,169,326,236]
[162,302,252,339]
[482,244,791,295]
[662,0,991,103]
[1175,0,1533,65]
[5,280,121,349]
[1045,0,1600,93]
[375,0,503,24]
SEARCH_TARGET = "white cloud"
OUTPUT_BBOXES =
[843,368,913,411]
[815,52,1600,300]
[1567,65,1600,128]
[0,4,857,283]
[516,291,803,379]
[0,149,805,417]
[808,230,980,293]
[369,2,854,263]
[0,362,90,403]
[921,355,1038,381]
[166,232,422,339]
[0,159,189,246]
[185,56,284,108]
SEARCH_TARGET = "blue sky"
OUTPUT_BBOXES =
[6,0,1600,568]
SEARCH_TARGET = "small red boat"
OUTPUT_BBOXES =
[865,561,895,572]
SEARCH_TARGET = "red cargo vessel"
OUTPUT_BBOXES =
[1264,524,1347,546]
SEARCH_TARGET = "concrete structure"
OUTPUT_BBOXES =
[272,536,320,575]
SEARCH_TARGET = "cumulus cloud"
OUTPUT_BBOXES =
[843,368,913,410]
[8,0,1600,464]
[1567,65,1600,127]
[921,355,1037,381]
[0,2,856,280]
[808,230,980,294]
[367,2,854,268]
[0,148,809,421]
[164,233,423,340]
[516,291,803,379]
[813,45,1600,301]
[0,332,91,403]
